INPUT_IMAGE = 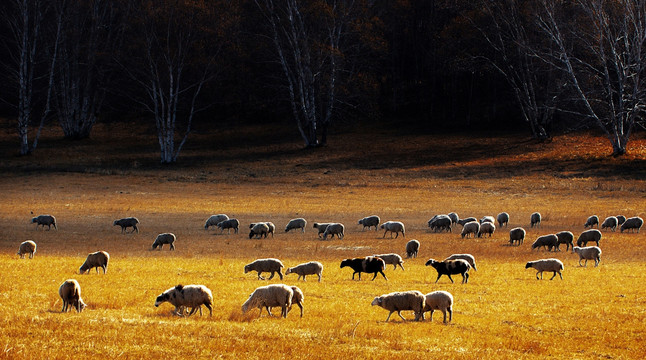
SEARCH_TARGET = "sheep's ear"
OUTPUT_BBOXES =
[175,284,183,291]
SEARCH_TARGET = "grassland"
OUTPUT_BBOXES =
[0,121,645,359]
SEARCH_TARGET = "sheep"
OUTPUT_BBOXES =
[461,221,480,238]
[17,240,36,259]
[152,233,176,250]
[285,218,307,233]
[478,222,496,238]
[216,218,240,234]
[509,227,526,246]
[577,229,602,247]
[620,217,643,233]
[265,222,276,237]
[244,258,284,280]
[616,215,627,225]
[249,223,270,239]
[204,214,229,229]
[323,223,345,240]
[584,215,599,229]
[601,216,618,232]
[425,259,471,284]
[525,258,564,280]
[358,215,380,231]
[373,253,405,270]
[313,223,331,238]
[555,231,574,252]
[113,217,139,233]
[423,291,454,323]
[443,253,477,271]
[531,234,559,251]
[289,286,304,317]
[447,212,459,226]
[59,279,86,313]
[285,261,323,282]
[241,284,293,318]
[154,284,213,316]
[380,221,405,238]
[31,214,57,230]
[480,216,495,224]
[573,246,602,267]
[457,217,477,227]
[79,251,109,274]
[497,212,510,227]
[530,212,541,227]
[428,215,452,232]
[371,291,425,322]
[405,239,420,258]
[340,256,387,281]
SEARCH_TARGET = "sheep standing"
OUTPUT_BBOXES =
[358,215,380,231]
[313,223,331,238]
[59,279,86,313]
[497,212,510,227]
[113,217,139,233]
[79,251,110,274]
[428,215,452,232]
[423,291,453,323]
[380,221,405,238]
[556,231,574,252]
[217,218,240,234]
[620,217,643,233]
[480,216,495,224]
[457,217,477,227]
[447,212,459,226]
[152,233,176,250]
[584,215,600,229]
[154,284,213,316]
[601,216,618,232]
[577,229,602,247]
[244,258,284,280]
[17,240,36,259]
[461,221,480,239]
[204,214,229,230]
[530,212,541,228]
[478,222,496,238]
[405,239,420,258]
[525,258,564,280]
[373,253,405,270]
[371,291,425,322]
[340,256,387,281]
[509,227,526,246]
[616,215,627,225]
[323,223,345,240]
[425,259,471,284]
[531,234,559,251]
[285,218,307,233]
[249,223,270,239]
[241,284,293,318]
[285,261,323,282]
[573,246,602,267]
[289,286,304,317]
[265,222,276,237]
[443,254,477,271]
[31,214,57,230]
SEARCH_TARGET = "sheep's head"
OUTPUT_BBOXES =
[371,297,383,306]
[154,293,169,307]
[573,247,581,254]
[340,259,350,268]
[31,217,37,223]
[425,259,437,267]
[244,265,251,274]
[525,262,533,269]
[285,268,293,275]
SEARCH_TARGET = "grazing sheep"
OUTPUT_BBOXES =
[31,214,57,230]
[601,216,618,232]
[313,223,331,238]
[113,217,139,233]
[425,259,471,284]
[584,215,599,229]
[323,223,345,240]
[443,254,477,271]
[509,227,526,246]
[620,217,643,233]
[461,221,480,238]
[152,233,176,250]
[249,223,270,239]
[371,291,425,322]
[265,222,276,237]
[447,212,459,226]
[244,258,284,280]
[525,258,564,280]
[380,221,405,238]
[285,218,307,233]
[497,212,510,227]
[17,240,36,259]
[217,218,240,234]
[457,217,477,227]
[530,212,541,227]
[478,222,496,238]
[480,216,495,224]
[531,234,559,251]
[556,231,575,252]
[59,279,86,313]
[616,215,627,225]
[358,215,380,231]
[154,284,213,316]
[573,246,602,267]
[428,215,452,232]
[340,256,387,281]
[577,229,602,247]
[405,239,420,258]
[241,284,293,318]
[79,251,109,274]
[285,261,323,282]
[204,214,229,230]
[289,286,304,317]
[373,253,405,270]
[423,291,453,323]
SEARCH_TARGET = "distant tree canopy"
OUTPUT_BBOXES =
[0,0,644,160]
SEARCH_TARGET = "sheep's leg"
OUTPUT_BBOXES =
[257,272,265,280]
[435,274,442,283]
[277,270,283,280]
[447,274,454,283]
[317,273,322,282]
[399,264,405,271]
[385,311,393,322]
[267,272,275,280]
[383,230,387,238]
[394,232,399,239]
[62,302,67,312]
[536,271,541,280]
[462,272,469,284]
[204,303,213,316]
[448,307,453,322]
[397,311,406,321]
[379,271,388,281]
[550,271,557,280]
[429,309,434,322]
[371,272,378,281]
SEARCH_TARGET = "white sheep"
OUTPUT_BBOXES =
[525,258,564,280]
[244,258,284,280]
[480,216,495,224]
[79,251,109,274]
[423,291,454,323]
[17,240,36,259]
[241,284,294,318]
[478,222,496,238]
[530,212,541,228]
[152,233,176,250]
[573,246,602,267]
[405,239,420,258]
[584,215,600,229]
[497,212,510,227]
[620,217,643,233]
[113,217,139,233]
[461,221,480,238]
[154,284,213,316]
[217,218,240,234]
[204,214,229,230]
[373,253,405,270]
[601,216,618,232]
[59,279,86,313]
[285,218,307,233]
[31,214,57,230]
[443,253,477,271]
[371,290,426,322]
[509,227,526,246]
[313,223,331,238]
[358,215,380,231]
[323,223,345,240]
[289,286,305,317]
[285,261,323,282]
[380,221,405,238]
[249,223,270,239]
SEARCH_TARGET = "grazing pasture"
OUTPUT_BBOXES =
[0,123,645,359]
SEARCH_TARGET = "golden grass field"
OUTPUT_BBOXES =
[1,122,645,359]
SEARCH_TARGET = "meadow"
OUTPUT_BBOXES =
[0,122,645,359]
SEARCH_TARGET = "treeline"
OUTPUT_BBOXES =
[1,0,644,161]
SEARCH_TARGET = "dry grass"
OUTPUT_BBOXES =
[0,121,645,359]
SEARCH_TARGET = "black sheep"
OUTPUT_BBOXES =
[340,256,387,281]
[425,259,471,284]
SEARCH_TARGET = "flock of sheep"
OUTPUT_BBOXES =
[20,211,644,322]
